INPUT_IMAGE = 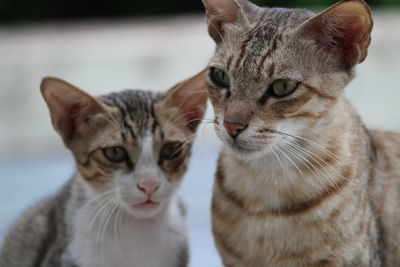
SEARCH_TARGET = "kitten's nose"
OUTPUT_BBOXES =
[223,120,248,138]
[137,180,160,197]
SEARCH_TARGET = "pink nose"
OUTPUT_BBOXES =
[223,120,248,138]
[137,180,160,197]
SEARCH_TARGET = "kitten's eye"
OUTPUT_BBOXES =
[103,146,129,163]
[160,142,183,160]
[269,80,299,97]
[209,68,230,88]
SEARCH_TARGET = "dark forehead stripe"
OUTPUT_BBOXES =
[150,104,158,134]
[120,107,136,140]
[235,25,261,70]
[234,8,314,74]
[99,90,163,139]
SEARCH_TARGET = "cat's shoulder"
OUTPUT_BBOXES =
[0,179,73,262]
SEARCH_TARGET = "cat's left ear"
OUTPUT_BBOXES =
[203,0,256,43]
[41,77,107,143]
[157,71,208,132]
[297,0,373,69]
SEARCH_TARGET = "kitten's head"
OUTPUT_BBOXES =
[203,0,372,156]
[41,72,207,218]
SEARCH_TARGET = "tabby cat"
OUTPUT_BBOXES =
[0,72,207,267]
[203,0,400,266]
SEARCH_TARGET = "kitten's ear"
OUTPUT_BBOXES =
[41,77,105,142]
[158,71,208,132]
[203,0,250,43]
[298,0,373,69]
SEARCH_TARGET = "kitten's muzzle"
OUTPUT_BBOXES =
[223,120,248,138]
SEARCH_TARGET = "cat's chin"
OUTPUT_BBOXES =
[225,140,285,160]
[225,142,264,157]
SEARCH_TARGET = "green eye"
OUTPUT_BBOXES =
[270,80,299,97]
[102,146,129,163]
[209,67,230,88]
[160,142,183,160]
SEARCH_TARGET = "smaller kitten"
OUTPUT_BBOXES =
[0,71,207,267]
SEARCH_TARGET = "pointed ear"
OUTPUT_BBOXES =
[203,0,243,43]
[41,77,106,142]
[158,71,208,132]
[298,0,373,69]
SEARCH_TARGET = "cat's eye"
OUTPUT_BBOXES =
[269,80,299,97]
[160,142,183,160]
[102,146,129,163]
[209,67,231,88]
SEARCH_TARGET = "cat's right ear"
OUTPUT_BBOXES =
[203,0,248,43]
[297,0,373,70]
[41,77,106,143]
[157,71,208,132]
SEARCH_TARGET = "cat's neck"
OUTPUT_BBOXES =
[220,98,370,211]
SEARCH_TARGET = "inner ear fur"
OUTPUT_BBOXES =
[298,0,373,69]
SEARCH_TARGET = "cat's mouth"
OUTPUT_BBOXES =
[132,199,159,209]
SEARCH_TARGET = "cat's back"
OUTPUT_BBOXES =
[368,130,400,266]
[369,130,400,184]
[0,182,71,267]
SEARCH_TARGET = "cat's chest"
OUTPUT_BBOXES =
[218,159,350,265]
[68,208,185,267]
[224,216,336,266]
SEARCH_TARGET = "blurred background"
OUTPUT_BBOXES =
[0,0,399,266]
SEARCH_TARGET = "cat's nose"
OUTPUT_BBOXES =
[137,180,160,197]
[223,120,248,138]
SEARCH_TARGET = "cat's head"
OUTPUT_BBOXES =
[203,0,372,156]
[41,72,207,218]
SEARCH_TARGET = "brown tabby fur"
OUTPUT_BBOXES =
[202,0,400,266]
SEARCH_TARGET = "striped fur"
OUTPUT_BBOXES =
[202,0,399,266]
[0,73,207,267]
